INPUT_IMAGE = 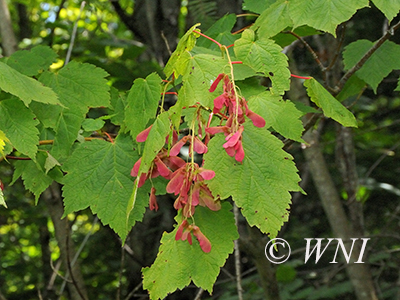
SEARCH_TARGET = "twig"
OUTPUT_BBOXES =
[335,20,400,92]
[123,282,143,300]
[65,1,86,65]
[284,31,325,72]
[364,140,400,179]
[193,288,204,300]
[65,222,87,300]
[116,246,125,300]
[233,204,243,300]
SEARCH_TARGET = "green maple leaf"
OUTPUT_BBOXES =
[289,0,369,36]
[6,45,58,76]
[36,61,110,158]
[372,0,400,21]
[203,123,302,238]
[248,91,304,142]
[62,134,146,241]
[0,98,39,160]
[178,53,228,109]
[343,40,400,93]
[0,61,59,106]
[125,73,162,139]
[304,78,358,127]
[142,203,238,300]
[254,0,292,38]
[234,29,290,95]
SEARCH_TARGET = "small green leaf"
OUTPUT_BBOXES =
[0,98,40,159]
[127,112,171,219]
[343,40,400,93]
[125,72,162,139]
[255,0,292,38]
[81,118,105,132]
[304,78,357,127]
[62,134,144,241]
[289,0,369,36]
[44,152,61,174]
[336,75,366,102]
[142,203,238,300]
[164,24,200,78]
[204,123,302,238]
[248,91,304,142]
[0,61,59,106]
[11,152,57,203]
[234,29,290,95]
[396,78,400,92]
[196,14,238,50]
[372,0,400,21]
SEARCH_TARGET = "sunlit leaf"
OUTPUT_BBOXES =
[0,98,39,160]
[0,61,59,106]
[289,0,369,36]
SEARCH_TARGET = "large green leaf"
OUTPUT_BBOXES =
[36,61,110,158]
[62,134,146,241]
[304,78,357,127]
[255,0,292,38]
[0,61,59,106]
[343,40,400,93]
[178,53,227,109]
[125,72,162,139]
[204,123,302,238]
[0,98,39,159]
[372,0,400,21]
[248,91,304,142]
[234,29,290,95]
[6,45,58,76]
[142,203,238,300]
[289,0,369,36]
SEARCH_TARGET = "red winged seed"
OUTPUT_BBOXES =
[193,136,208,154]
[192,226,211,253]
[149,187,158,211]
[209,73,225,92]
[246,109,266,128]
[136,125,152,142]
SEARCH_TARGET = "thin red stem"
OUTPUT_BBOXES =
[193,30,222,48]
[291,74,312,80]
[104,132,114,144]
